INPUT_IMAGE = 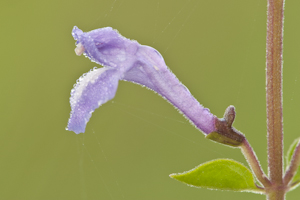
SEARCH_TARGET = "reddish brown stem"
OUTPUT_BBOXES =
[266,0,285,199]
[241,139,271,188]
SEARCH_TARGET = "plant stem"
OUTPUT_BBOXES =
[241,139,271,188]
[266,190,286,200]
[266,0,285,199]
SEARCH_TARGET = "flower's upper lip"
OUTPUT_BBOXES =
[72,26,83,41]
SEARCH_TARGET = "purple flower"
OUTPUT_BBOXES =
[67,26,217,134]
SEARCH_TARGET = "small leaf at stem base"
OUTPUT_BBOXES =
[286,137,300,187]
[170,159,262,193]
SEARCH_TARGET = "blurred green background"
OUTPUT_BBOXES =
[1,0,299,199]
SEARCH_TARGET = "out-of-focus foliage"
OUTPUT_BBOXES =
[1,0,300,199]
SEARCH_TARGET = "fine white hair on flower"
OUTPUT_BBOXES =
[70,67,108,108]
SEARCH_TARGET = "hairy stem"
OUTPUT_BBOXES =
[241,139,271,187]
[266,190,286,200]
[266,0,285,199]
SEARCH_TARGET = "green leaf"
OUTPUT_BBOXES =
[286,137,300,183]
[170,159,261,193]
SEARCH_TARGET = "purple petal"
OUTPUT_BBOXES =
[67,67,121,134]
[72,26,139,68]
[123,45,216,134]
[68,26,217,134]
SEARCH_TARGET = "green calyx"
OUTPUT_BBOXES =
[206,106,245,147]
